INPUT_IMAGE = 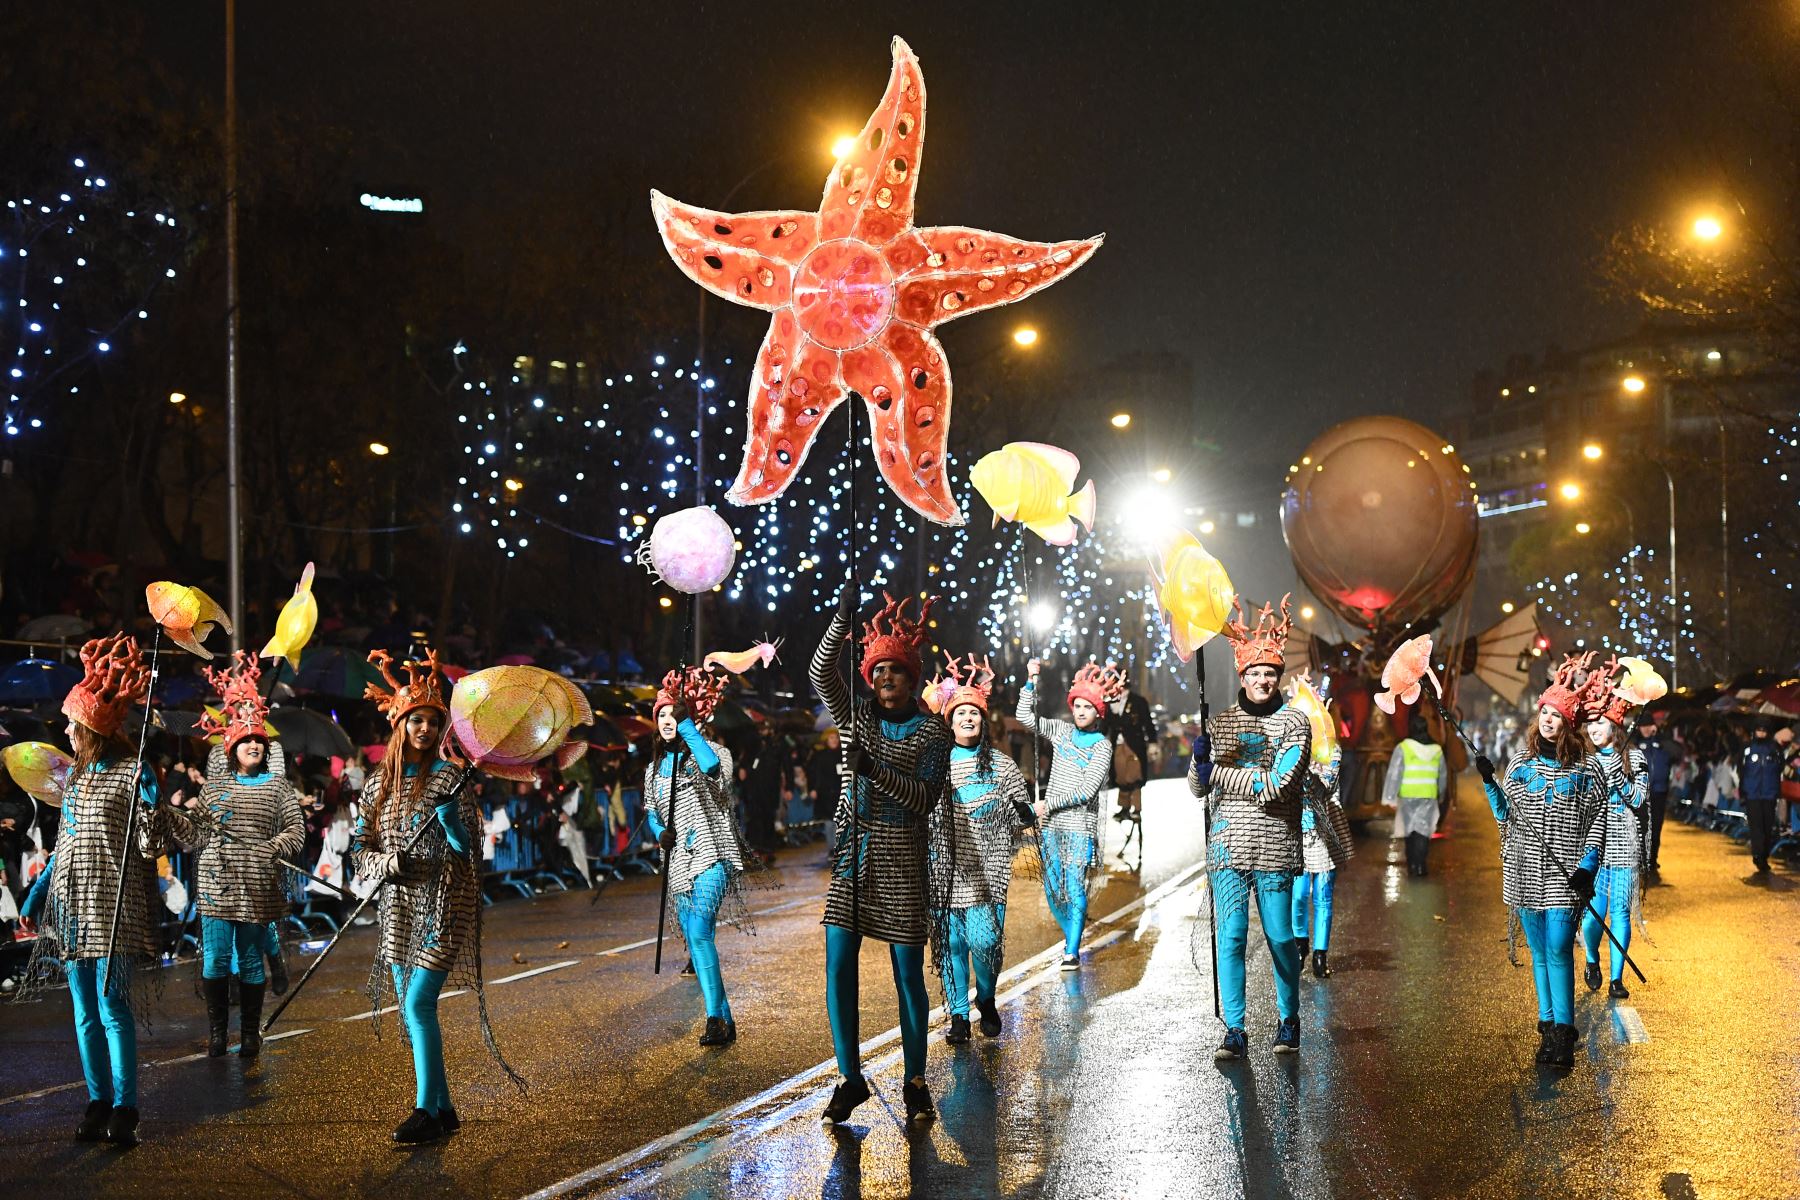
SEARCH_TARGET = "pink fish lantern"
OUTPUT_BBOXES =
[704,638,783,675]
[1374,634,1442,715]
[450,665,593,782]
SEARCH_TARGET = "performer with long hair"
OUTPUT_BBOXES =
[811,592,951,1127]
[351,649,516,1144]
[923,655,1033,1043]
[646,665,750,1047]
[1579,658,1649,1001]
[1188,597,1310,1059]
[1017,658,1119,970]
[19,634,160,1146]
[1474,654,1606,1070]
[167,651,303,1059]
[1292,678,1353,980]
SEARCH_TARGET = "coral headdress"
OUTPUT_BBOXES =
[654,665,728,723]
[364,649,448,726]
[1067,661,1127,712]
[62,633,152,738]
[1539,651,1599,723]
[923,654,995,717]
[198,650,269,754]
[1224,594,1293,674]
[1581,655,1669,727]
[859,591,935,686]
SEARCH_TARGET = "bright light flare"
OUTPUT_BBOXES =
[1012,326,1039,347]
[1620,375,1647,394]
[1028,602,1059,633]
[368,441,390,456]
[1582,443,1603,460]
[168,391,187,405]
[830,134,858,160]
[1559,482,1582,501]
[1692,215,1723,241]
[1110,412,1131,429]
[1574,521,1592,535]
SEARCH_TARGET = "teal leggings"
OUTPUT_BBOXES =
[1042,829,1093,956]
[1516,906,1578,1024]
[64,959,137,1107]
[1212,866,1300,1029]
[825,926,930,1081]
[200,916,266,983]
[390,965,452,1116]
[1291,870,1336,951]
[1580,867,1634,982]
[937,904,1005,1016]
[676,862,732,1020]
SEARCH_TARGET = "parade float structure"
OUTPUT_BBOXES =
[1279,415,1541,819]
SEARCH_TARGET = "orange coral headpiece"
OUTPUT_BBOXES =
[1540,651,1602,724]
[62,633,152,738]
[1224,594,1293,674]
[654,665,727,723]
[198,650,269,753]
[1067,660,1127,712]
[923,654,995,717]
[364,649,448,726]
[859,592,935,687]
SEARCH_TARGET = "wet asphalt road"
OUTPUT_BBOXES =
[2,776,1797,1199]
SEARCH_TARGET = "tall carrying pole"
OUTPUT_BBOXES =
[224,0,245,652]
[692,288,706,665]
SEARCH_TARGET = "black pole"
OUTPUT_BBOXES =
[847,395,861,939]
[102,625,162,999]
[1197,646,1222,1021]
[262,767,472,1033]
[653,745,683,974]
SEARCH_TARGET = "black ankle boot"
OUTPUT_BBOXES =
[1583,960,1602,992]
[75,1098,111,1141]
[1534,1022,1555,1065]
[238,981,265,1058]
[105,1105,139,1148]
[976,998,1002,1038]
[945,1014,971,1044]
[1550,1023,1578,1069]
[393,1107,445,1144]
[903,1078,935,1125]
[698,1016,736,1046]
[266,947,289,997]
[202,977,231,1057]
[822,1074,871,1124]
[1311,950,1330,978]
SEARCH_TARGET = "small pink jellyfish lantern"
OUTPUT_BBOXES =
[636,505,738,594]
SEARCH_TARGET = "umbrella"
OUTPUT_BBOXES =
[583,713,630,752]
[267,706,356,759]
[294,646,383,698]
[1754,679,1800,716]
[710,698,756,736]
[0,659,80,704]
[16,615,91,642]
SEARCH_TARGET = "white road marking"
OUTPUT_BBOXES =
[519,860,1209,1200]
[0,1029,316,1108]
[490,960,579,985]
[339,991,469,1022]
[1612,1005,1650,1044]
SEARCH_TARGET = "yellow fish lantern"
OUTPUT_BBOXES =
[1288,674,1339,764]
[449,665,593,783]
[1613,656,1669,706]
[260,562,318,674]
[969,442,1098,547]
[145,581,233,659]
[1149,530,1234,663]
[1,741,74,807]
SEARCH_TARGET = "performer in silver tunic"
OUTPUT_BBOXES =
[20,634,162,1146]
[1578,656,1651,1001]
[813,592,951,1128]
[167,651,303,1059]
[923,655,1032,1043]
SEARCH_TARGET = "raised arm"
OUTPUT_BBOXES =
[1015,679,1073,745]
[810,610,854,732]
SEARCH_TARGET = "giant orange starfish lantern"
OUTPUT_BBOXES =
[650,36,1104,525]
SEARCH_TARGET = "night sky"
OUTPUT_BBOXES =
[149,0,1791,480]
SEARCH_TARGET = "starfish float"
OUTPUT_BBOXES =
[650,36,1104,526]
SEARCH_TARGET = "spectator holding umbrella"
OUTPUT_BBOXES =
[1740,718,1783,874]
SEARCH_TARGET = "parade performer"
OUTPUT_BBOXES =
[1188,597,1310,1058]
[924,655,1033,1043]
[811,592,951,1127]
[1474,654,1606,1070]
[1579,659,1648,1000]
[19,634,160,1146]
[205,700,290,995]
[352,649,515,1144]
[1292,695,1352,979]
[1385,713,1449,877]
[167,652,303,1058]
[1018,658,1119,970]
[645,665,749,1047]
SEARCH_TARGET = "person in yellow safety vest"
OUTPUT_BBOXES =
[1384,713,1448,876]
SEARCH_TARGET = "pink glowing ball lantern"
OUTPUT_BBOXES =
[636,505,738,595]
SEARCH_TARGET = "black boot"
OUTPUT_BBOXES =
[266,945,289,997]
[821,1074,871,1124]
[1583,960,1602,992]
[902,1078,935,1125]
[945,1014,971,1044]
[1311,950,1330,979]
[1608,979,1630,1000]
[74,1098,111,1141]
[1534,1022,1555,1065]
[238,981,265,1058]
[1549,1023,1578,1069]
[393,1107,445,1144]
[1296,937,1310,961]
[105,1105,140,1148]
[976,997,1002,1038]
[202,977,231,1057]
[698,1016,736,1046]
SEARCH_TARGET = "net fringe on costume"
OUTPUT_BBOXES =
[1015,684,1111,915]
[928,747,1031,994]
[645,738,776,939]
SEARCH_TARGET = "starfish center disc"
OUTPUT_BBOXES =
[792,239,895,351]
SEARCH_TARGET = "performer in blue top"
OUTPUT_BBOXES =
[1474,653,1607,1070]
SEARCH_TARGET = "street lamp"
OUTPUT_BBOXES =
[1029,601,1059,634]
[1110,412,1131,429]
[1692,215,1724,241]
[1299,605,1315,621]
[1501,601,1515,614]
[1012,326,1039,348]
[1620,375,1647,395]
[1151,467,1172,484]
[830,134,859,160]
[1574,521,1592,535]
[1559,482,1581,501]
[168,391,187,405]
[1582,443,1603,461]
[368,441,390,456]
